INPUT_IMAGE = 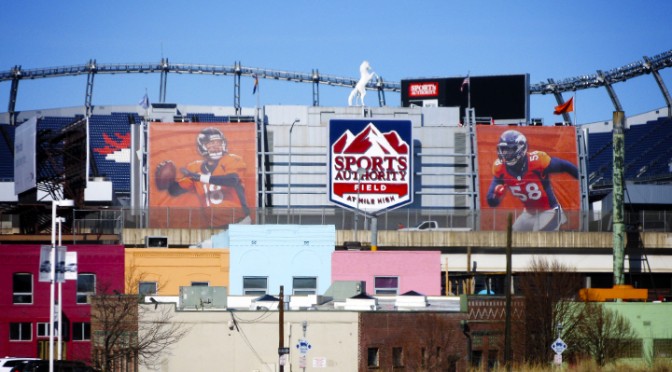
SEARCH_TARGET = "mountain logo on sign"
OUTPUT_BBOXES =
[329,120,412,215]
[332,123,408,155]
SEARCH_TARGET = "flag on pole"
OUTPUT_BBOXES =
[139,93,150,110]
[252,74,259,94]
[553,97,574,115]
[460,75,470,92]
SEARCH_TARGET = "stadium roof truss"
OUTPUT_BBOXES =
[1,49,671,124]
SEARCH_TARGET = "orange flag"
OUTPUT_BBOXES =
[554,97,574,115]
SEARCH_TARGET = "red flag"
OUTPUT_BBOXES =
[554,97,574,115]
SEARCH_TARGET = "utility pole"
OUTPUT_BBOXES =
[279,285,285,372]
[613,111,625,286]
[504,213,513,371]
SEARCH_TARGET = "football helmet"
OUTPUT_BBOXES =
[497,130,528,166]
[197,127,227,160]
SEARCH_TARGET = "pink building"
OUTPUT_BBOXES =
[0,244,125,362]
[332,251,441,296]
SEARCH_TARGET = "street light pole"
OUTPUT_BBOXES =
[56,217,64,361]
[49,199,73,372]
[288,119,300,222]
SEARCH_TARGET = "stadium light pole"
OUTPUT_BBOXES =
[287,119,300,222]
[50,199,73,372]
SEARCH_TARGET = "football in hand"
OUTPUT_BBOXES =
[155,160,177,190]
[494,184,506,198]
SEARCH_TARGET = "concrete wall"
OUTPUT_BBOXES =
[140,304,359,372]
[123,228,672,250]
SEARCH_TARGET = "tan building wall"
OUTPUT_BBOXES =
[140,304,359,372]
[125,248,230,295]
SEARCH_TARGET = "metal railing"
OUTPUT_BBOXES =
[58,207,672,234]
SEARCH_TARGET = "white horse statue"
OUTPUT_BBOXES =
[348,61,378,106]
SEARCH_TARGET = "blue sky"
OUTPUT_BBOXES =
[1,1,671,126]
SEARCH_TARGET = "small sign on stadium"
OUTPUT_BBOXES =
[328,119,413,215]
[408,82,439,97]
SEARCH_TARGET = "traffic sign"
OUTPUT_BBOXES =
[296,338,312,355]
[551,338,567,354]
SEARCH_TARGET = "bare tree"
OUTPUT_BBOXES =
[566,303,638,366]
[517,257,583,364]
[90,274,189,372]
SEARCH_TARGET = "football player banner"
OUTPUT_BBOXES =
[149,123,257,229]
[329,119,413,215]
[476,126,581,231]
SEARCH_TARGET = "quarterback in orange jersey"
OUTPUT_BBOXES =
[156,127,251,226]
[486,130,578,231]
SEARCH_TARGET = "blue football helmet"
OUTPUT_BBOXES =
[497,130,528,166]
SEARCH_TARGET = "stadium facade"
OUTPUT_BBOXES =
[3,55,672,369]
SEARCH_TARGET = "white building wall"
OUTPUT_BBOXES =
[140,304,359,372]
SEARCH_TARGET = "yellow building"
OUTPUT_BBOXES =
[125,248,230,295]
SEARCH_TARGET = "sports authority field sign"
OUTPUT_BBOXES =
[329,119,413,215]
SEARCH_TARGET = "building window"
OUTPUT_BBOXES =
[392,347,404,367]
[77,273,96,304]
[293,277,317,295]
[367,347,380,368]
[488,350,499,369]
[139,281,157,296]
[13,273,33,304]
[617,339,642,358]
[37,322,50,337]
[191,281,209,287]
[654,339,672,358]
[243,277,267,296]
[10,322,32,341]
[374,276,399,295]
[73,322,91,341]
[471,350,482,368]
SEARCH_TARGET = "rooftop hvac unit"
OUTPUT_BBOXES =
[145,236,168,248]
[324,281,365,302]
[179,286,228,310]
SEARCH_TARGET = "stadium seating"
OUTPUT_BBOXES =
[185,113,230,123]
[588,117,672,187]
[88,113,137,194]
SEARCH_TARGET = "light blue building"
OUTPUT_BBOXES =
[224,224,336,296]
